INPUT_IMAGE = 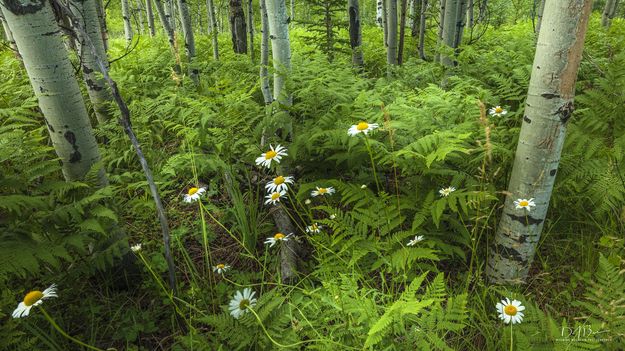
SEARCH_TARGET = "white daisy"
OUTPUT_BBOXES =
[348,121,379,136]
[130,243,142,252]
[407,235,424,246]
[255,144,287,168]
[264,190,287,205]
[12,284,58,318]
[311,186,335,197]
[265,175,294,193]
[306,223,322,233]
[514,198,536,211]
[496,298,525,324]
[264,232,293,247]
[488,106,508,117]
[183,187,206,203]
[212,263,231,275]
[228,288,257,319]
[438,186,456,197]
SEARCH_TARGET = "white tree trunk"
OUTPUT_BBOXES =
[486,0,593,284]
[248,0,255,61]
[207,0,219,59]
[177,0,199,84]
[348,0,364,67]
[122,0,133,42]
[71,0,114,124]
[440,0,458,66]
[376,0,383,27]
[146,0,156,36]
[265,0,292,106]
[386,0,397,65]
[1,0,106,185]
[259,0,272,104]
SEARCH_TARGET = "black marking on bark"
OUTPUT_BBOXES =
[83,65,94,74]
[550,169,557,176]
[44,119,54,132]
[523,116,531,123]
[85,79,103,91]
[494,244,528,265]
[42,30,60,36]
[555,101,574,124]
[541,93,560,99]
[39,86,46,93]
[2,0,46,15]
[506,212,543,226]
[69,150,82,163]
[64,131,77,145]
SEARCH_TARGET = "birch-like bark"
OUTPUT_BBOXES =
[70,0,114,124]
[440,0,458,66]
[486,0,592,284]
[397,0,407,65]
[146,0,156,36]
[418,0,427,60]
[535,0,545,34]
[166,0,176,31]
[348,0,364,67]
[453,0,467,48]
[467,0,473,28]
[436,0,445,62]
[602,0,619,27]
[376,0,383,27]
[135,0,145,34]
[386,0,397,65]
[259,0,272,104]
[207,0,219,59]
[290,0,294,22]
[248,0,254,61]
[477,0,487,22]
[94,0,108,51]
[382,0,388,47]
[0,7,20,58]
[409,0,419,36]
[177,0,199,84]
[122,0,133,42]
[154,0,178,56]
[265,0,292,106]
[229,0,247,53]
[1,0,105,185]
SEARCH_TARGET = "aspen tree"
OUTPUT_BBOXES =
[122,0,133,42]
[348,0,364,67]
[146,0,156,36]
[417,0,426,60]
[177,0,199,83]
[535,0,545,34]
[70,0,114,124]
[486,0,593,284]
[440,0,458,66]
[265,0,292,105]
[248,0,254,61]
[1,0,106,185]
[229,0,247,53]
[602,0,620,27]
[259,0,272,103]
[207,0,219,59]
[386,0,397,65]
[397,0,407,65]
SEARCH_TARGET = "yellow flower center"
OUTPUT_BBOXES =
[311,224,318,231]
[239,299,250,310]
[216,264,225,269]
[504,305,518,316]
[274,176,285,185]
[23,291,43,307]
[318,188,327,194]
[274,233,285,240]
[356,122,369,131]
[495,107,503,113]
[188,187,199,196]
[519,200,529,207]
[265,150,277,159]
[271,192,281,200]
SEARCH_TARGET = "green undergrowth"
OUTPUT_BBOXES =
[0,12,624,351]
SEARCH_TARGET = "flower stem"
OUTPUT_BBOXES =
[510,323,513,351]
[39,307,105,351]
[363,136,381,194]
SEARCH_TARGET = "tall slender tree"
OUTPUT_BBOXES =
[229,0,247,53]
[486,0,593,284]
[207,0,219,59]
[259,0,272,104]
[1,0,106,185]
[417,0,427,60]
[94,0,108,51]
[135,0,145,33]
[436,0,445,62]
[122,0,133,42]
[535,0,545,34]
[265,0,292,105]
[248,0,255,61]
[70,0,115,124]
[386,0,397,65]
[146,0,156,36]
[397,0,407,64]
[440,0,458,66]
[602,0,620,27]
[177,0,199,83]
[376,0,383,27]
[347,0,364,67]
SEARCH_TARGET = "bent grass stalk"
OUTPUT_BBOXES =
[39,307,104,351]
